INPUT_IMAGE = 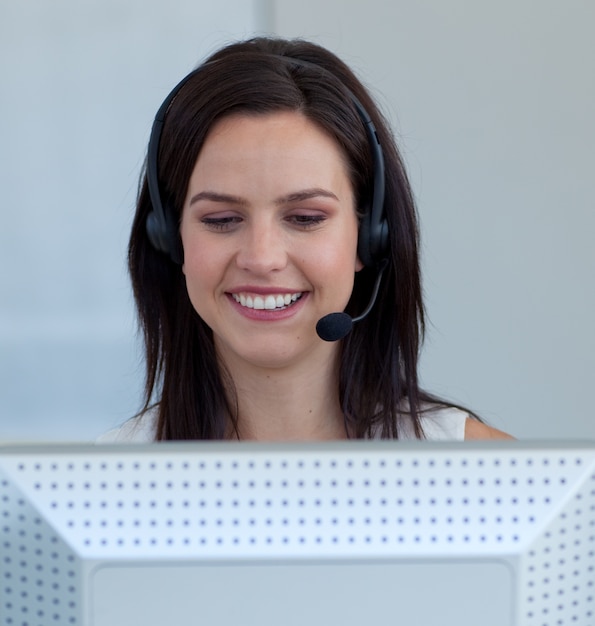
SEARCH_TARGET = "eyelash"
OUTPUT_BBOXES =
[287,214,326,228]
[201,214,327,231]
[201,216,241,231]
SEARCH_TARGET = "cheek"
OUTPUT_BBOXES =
[306,223,360,290]
[181,228,224,279]
[339,217,363,270]
[181,241,224,306]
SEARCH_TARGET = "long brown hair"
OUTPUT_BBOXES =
[129,37,431,440]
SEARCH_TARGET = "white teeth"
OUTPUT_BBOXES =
[232,292,302,310]
[265,296,277,310]
[253,296,265,310]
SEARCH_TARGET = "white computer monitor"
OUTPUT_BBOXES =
[1,440,593,625]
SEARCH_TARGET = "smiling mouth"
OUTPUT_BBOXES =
[231,292,303,310]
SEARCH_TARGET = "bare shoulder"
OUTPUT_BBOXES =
[464,418,514,440]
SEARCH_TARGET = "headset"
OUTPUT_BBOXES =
[145,55,389,269]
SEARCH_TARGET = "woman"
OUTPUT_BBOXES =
[102,36,511,442]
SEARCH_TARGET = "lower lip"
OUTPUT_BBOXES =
[226,293,308,322]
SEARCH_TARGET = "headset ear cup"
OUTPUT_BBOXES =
[146,207,183,264]
[358,211,389,268]
[357,212,374,268]
[146,210,168,254]
[375,219,389,262]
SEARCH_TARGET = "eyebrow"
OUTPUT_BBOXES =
[189,191,248,207]
[188,188,339,207]
[275,188,339,205]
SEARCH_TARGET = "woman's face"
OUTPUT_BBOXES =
[180,111,362,371]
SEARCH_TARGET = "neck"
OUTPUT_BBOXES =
[219,350,346,441]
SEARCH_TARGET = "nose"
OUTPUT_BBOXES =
[235,219,288,274]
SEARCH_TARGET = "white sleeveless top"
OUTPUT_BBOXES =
[97,405,468,443]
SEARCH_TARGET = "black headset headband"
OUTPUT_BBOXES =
[145,55,389,267]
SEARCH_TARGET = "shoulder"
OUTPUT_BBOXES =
[96,408,158,443]
[412,404,514,441]
[416,405,468,441]
[464,418,514,440]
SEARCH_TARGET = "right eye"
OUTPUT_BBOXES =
[201,216,242,231]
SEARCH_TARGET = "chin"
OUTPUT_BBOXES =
[218,335,329,372]
[238,349,306,370]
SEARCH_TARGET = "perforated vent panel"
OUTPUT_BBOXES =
[1,475,81,625]
[1,441,594,626]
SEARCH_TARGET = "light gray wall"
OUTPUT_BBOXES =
[272,0,595,439]
[0,0,265,441]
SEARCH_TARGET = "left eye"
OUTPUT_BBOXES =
[288,215,326,227]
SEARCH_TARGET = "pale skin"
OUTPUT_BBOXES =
[180,111,512,442]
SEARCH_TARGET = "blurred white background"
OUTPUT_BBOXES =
[1,0,593,441]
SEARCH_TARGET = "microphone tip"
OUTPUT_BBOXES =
[316,312,353,342]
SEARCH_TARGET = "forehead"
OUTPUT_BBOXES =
[199,111,348,166]
[188,111,354,197]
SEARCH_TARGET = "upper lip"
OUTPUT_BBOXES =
[227,286,305,295]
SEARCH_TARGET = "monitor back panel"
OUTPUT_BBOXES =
[1,440,594,625]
